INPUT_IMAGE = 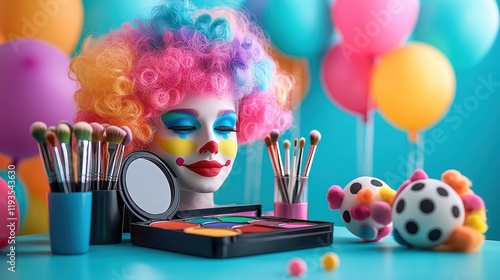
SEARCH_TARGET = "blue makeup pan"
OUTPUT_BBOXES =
[185,218,220,224]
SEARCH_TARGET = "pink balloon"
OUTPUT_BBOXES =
[321,43,375,121]
[0,39,77,160]
[333,0,419,55]
[0,177,20,249]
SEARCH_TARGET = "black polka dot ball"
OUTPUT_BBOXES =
[392,179,464,248]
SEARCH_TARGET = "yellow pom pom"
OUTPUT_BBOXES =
[465,211,488,234]
[322,252,340,271]
[379,186,397,206]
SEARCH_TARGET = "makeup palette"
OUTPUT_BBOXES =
[119,150,333,258]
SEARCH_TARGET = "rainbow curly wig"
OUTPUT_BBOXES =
[71,0,293,152]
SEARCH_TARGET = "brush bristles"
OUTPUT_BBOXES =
[121,126,133,146]
[74,122,93,141]
[293,138,298,147]
[45,131,58,147]
[90,122,105,142]
[283,139,290,150]
[47,126,56,133]
[58,120,73,131]
[105,126,126,144]
[299,137,305,149]
[30,121,47,143]
[270,129,280,143]
[56,123,72,144]
[310,130,321,145]
[264,135,272,147]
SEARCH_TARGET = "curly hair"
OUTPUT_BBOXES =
[71,0,293,152]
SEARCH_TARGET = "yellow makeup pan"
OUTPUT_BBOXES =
[184,227,241,237]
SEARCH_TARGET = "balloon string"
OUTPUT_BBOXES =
[356,117,365,176]
[416,133,425,170]
[407,143,415,178]
[364,112,374,176]
[407,132,425,177]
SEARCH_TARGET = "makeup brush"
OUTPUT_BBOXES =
[289,138,298,199]
[58,121,74,177]
[74,122,93,192]
[56,123,75,192]
[265,135,289,203]
[264,135,279,177]
[103,126,126,190]
[30,122,58,192]
[296,130,322,203]
[302,130,321,177]
[292,137,306,203]
[89,122,105,191]
[110,125,133,190]
[269,130,284,177]
[283,140,290,176]
[45,131,70,193]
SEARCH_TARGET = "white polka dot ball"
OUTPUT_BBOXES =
[392,179,464,248]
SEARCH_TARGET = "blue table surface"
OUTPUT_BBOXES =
[1,226,499,280]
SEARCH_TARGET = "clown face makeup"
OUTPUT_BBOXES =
[150,93,238,196]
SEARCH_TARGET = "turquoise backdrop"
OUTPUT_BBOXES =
[218,3,500,241]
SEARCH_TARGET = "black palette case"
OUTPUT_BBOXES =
[119,150,333,258]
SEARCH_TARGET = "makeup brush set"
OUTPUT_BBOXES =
[30,121,132,251]
[30,121,132,193]
[264,129,321,219]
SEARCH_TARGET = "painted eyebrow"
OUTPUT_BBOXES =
[164,109,199,117]
[217,110,237,117]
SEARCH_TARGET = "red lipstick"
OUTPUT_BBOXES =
[177,159,231,177]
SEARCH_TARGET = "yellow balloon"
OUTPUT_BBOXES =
[0,0,83,54]
[371,43,456,141]
[18,194,49,235]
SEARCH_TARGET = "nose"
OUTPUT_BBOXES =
[198,140,219,154]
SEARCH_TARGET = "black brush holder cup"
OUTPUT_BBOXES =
[90,190,124,244]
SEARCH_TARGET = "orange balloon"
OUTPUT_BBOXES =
[0,31,5,44]
[0,153,11,167]
[18,194,48,235]
[18,156,50,199]
[0,0,83,54]
[371,43,456,141]
[271,48,310,110]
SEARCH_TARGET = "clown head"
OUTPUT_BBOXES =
[71,0,293,209]
[151,93,238,195]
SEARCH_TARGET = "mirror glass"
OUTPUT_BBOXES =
[125,158,172,214]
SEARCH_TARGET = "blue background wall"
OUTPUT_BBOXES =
[218,3,500,240]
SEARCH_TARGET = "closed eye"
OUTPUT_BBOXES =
[214,126,237,132]
[167,126,197,132]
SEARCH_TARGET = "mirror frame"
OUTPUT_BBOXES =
[119,150,180,221]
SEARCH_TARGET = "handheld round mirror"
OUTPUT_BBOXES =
[119,150,180,221]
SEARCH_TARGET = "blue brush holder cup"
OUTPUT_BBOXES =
[48,192,92,255]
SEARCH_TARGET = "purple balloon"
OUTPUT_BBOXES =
[0,39,77,160]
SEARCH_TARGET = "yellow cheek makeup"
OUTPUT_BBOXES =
[219,139,237,157]
[154,136,197,156]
